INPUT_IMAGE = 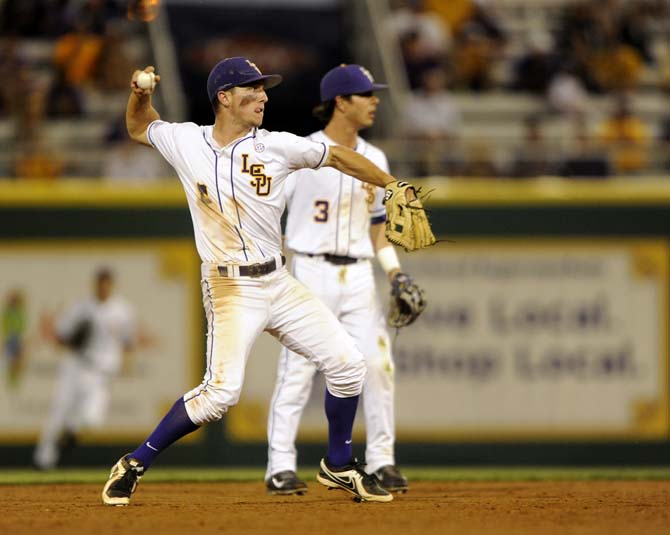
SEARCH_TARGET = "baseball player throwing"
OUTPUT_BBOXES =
[34,268,137,470]
[266,64,424,495]
[101,58,435,506]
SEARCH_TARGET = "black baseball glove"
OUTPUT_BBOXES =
[388,272,426,328]
[65,319,92,352]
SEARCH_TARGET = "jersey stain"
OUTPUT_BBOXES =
[196,195,247,256]
[338,267,347,285]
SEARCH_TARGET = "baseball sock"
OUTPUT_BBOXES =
[128,397,199,469]
[324,389,359,467]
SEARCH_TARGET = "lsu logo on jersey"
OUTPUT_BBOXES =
[241,153,272,196]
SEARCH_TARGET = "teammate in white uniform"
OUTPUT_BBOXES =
[34,268,136,470]
[265,65,409,495]
[102,57,414,505]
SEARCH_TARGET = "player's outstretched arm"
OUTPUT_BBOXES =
[324,145,396,188]
[326,145,435,252]
[127,66,161,147]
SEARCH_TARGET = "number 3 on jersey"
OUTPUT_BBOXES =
[314,200,329,222]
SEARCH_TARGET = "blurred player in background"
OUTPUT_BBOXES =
[265,64,411,495]
[33,268,138,470]
[100,55,418,506]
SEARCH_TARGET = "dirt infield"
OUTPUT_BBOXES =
[1,480,669,535]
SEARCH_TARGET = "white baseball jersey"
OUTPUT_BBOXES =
[284,131,388,259]
[144,120,366,427]
[56,296,135,375]
[266,131,397,478]
[146,121,329,264]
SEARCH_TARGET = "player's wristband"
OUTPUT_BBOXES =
[377,245,401,274]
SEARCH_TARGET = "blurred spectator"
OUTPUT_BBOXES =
[53,15,105,88]
[0,0,78,37]
[450,2,506,92]
[0,0,49,37]
[14,138,66,180]
[420,0,505,91]
[388,0,451,89]
[556,0,646,93]
[101,121,167,182]
[547,63,590,117]
[398,30,440,90]
[44,0,78,37]
[387,0,452,57]
[403,65,460,139]
[2,290,28,389]
[102,141,167,183]
[554,7,597,92]
[618,1,656,65]
[127,0,160,23]
[95,19,135,92]
[13,75,46,143]
[590,43,643,93]
[425,0,475,36]
[401,64,460,175]
[46,67,84,118]
[558,116,611,178]
[0,37,26,116]
[461,140,498,178]
[660,116,670,172]
[78,0,123,35]
[451,22,494,91]
[508,115,552,178]
[598,95,649,174]
[13,87,66,179]
[467,1,506,44]
[512,31,561,95]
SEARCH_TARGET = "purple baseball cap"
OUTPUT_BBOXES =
[207,57,282,102]
[320,64,388,102]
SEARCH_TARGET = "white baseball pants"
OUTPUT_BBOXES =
[34,355,111,469]
[183,263,366,426]
[266,254,395,478]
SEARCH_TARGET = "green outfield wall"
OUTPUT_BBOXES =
[0,179,669,467]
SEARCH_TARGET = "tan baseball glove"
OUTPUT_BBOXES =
[383,181,436,252]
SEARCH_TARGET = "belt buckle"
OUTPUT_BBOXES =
[248,263,262,277]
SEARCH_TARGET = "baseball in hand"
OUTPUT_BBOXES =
[137,71,156,90]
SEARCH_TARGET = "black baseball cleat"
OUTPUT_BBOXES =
[102,455,145,506]
[266,470,308,495]
[317,457,393,502]
[375,465,409,493]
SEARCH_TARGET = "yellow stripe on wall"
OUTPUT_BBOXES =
[0,180,186,207]
[415,177,670,206]
[2,178,670,207]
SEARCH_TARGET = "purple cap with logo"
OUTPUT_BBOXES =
[320,64,388,102]
[207,57,282,102]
